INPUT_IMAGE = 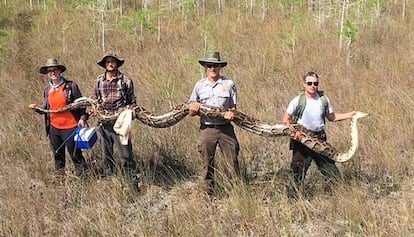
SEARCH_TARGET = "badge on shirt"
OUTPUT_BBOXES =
[221,85,228,92]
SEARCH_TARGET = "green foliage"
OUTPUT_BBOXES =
[72,0,99,7]
[121,10,158,33]
[182,0,197,13]
[277,0,305,15]
[0,29,8,37]
[0,1,414,236]
[342,19,358,44]
[0,29,8,53]
[278,32,296,53]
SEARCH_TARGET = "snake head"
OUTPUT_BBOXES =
[354,111,369,120]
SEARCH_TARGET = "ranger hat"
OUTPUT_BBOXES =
[198,51,228,67]
[39,58,67,74]
[97,51,125,68]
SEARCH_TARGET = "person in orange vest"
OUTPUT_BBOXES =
[29,58,89,178]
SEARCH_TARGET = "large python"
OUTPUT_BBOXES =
[34,97,368,162]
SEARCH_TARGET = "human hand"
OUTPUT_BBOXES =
[188,102,200,116]
[224,110,236,120]
[28,103,37,109]
[290,131,302,141]
[78,119,88,128]
[89,108,98,117]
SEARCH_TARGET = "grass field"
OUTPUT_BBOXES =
[0,1,413,236]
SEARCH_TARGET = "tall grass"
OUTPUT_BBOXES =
[0,0,413,236]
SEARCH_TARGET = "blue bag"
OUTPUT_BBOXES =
[75,127,98,149]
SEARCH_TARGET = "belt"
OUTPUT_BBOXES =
[309,130,324,135]
[200,123,230,130]
[306,129,326,140]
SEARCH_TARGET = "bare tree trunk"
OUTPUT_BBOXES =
[338,0,349,55]
[140,0,148,47]
[202,0,205,18]
[261,0,267,21]
[308,0,314,14]
[158,0,161,44]
[101,5,106,52]
[402,0,407,18]
[204,35,207,53]
[61,21,72,55]
[217,0,220,14]
[346,40,351,66]
[317,0,324,28]
[119,0,123,18]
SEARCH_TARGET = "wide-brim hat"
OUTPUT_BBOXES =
[97,51,125,68]
[198,51,228,67]
[39,58,66,74]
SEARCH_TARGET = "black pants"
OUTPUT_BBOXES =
[289,131,341,187]
[49,126,87,175]
[99,122,138,177]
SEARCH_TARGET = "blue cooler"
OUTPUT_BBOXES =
[75,127,98,149]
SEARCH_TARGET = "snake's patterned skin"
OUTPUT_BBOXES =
[34,97,368,162]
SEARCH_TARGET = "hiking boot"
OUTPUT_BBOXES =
[127,174,141,193]
[286,185,300,200]
[55,168,65,177]
[201,180,214,196]
[74,163,89,179]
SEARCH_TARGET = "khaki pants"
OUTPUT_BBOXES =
[197,124,240,194]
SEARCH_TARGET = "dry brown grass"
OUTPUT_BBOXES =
[0,0,413,236]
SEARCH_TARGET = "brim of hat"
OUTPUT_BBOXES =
[39,65,67,74]
[97,57,125,68]
[198,60,228,67]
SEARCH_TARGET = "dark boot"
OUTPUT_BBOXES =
[103,158,117,176]
[55,159,66,176]
[74,161,88,178]
[123,162,141,193]
[73,155,88,178]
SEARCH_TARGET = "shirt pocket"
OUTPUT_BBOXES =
[198,92,210,103]
[216,91,231,106]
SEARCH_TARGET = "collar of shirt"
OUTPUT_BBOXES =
[105,71,122,81]
[202,76,223,87]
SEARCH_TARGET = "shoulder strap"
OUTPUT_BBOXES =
[96,75,127,104]
[118,75,127,104]
[43,84,50,109]
[293,91,306,123]
[64,80,74,103]
[96,77,103,103]
[43,80,73,103]
[319,91,328,121]
[293,90,328,123]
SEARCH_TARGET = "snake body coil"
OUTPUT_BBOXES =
[35,97,368,162]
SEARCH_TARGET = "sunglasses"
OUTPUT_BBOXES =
[47,68,59,73]
[205,64,220,68]
[306,81,319,86]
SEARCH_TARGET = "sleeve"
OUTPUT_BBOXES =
[94,77,100,100]
[71,82,82,99]
[188,82,199,103]
[230,81,237,107]
[285,96,299,115]
[126,77,137,106]
[326,96,334,114]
